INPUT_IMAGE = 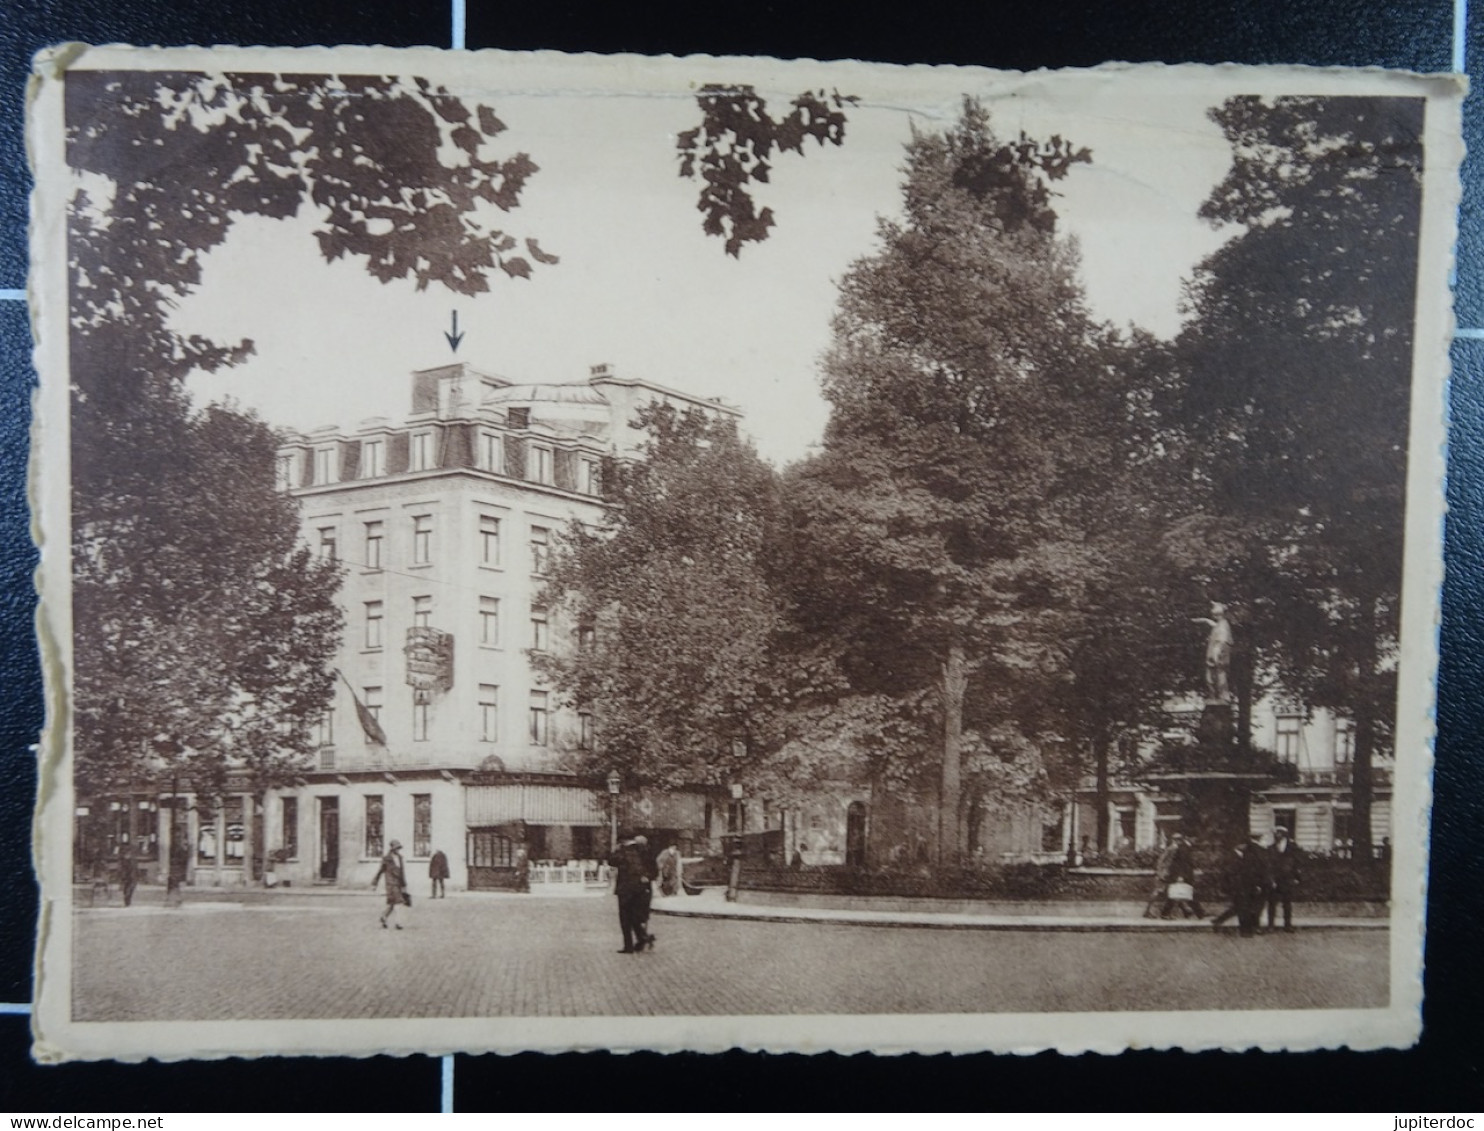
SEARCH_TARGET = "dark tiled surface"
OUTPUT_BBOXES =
[2,0,1481,1112]
[0,304,38,1007]
[1454,4,1484,326]
[465,0,1451,70]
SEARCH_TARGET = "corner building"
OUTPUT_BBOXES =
[268,362,737,891]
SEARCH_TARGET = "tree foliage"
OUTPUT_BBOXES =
[1174,95,1423,861]
[534,404,800,788]
[677,84,857,255]
[65,70,543,798]
[787,100,1100,860]
[72,396,343,799]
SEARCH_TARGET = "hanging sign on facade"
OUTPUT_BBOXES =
[405,626,454,692]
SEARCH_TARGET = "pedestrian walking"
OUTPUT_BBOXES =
[608,833,655,953]
[119,851,137,908]
[1211,836,1269,937]
[1144,838,1180,919]
[1159,834,1205,919]
[372,839,409,929]
[429,848,449,899]
[1266,826,1303,932]
[657,841,681,897]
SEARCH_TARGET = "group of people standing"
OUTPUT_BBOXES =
[1145,828,1304,937]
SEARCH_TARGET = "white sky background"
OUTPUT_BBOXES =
[173,68,1238,466]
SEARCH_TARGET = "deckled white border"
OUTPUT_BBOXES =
[26,43,1464,1061]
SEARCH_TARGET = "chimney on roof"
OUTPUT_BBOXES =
[589,363,613,379]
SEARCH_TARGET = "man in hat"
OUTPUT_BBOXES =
[608,832,656,953]
[372,838,408,929]
[1267,826,1303,932]
[1211,835,1270,937]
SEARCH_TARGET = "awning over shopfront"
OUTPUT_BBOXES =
[465,783,606,827]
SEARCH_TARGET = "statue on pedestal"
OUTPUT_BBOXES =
[1194,602,1233,704]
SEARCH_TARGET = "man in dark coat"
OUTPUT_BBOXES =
[429,848,449,899]
[1267,826,1303,932]
[609,834,656,953]
[1211,836,1270,937]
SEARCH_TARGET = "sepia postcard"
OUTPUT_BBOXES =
[26,44,1462,1060]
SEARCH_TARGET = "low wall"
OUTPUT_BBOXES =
[737,889,1389,919]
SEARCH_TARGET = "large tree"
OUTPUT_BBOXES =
[789,100,1101,863]
[66,70,546,801]
[1175,95,1423,862]
[533,404,797,790]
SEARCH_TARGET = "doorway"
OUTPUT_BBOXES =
[318,796,339,882]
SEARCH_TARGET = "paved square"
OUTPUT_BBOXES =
[72,893,1388,1021]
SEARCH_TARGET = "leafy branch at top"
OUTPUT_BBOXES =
[677,84,858,256]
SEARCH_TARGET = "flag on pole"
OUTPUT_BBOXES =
[337,670,387,746]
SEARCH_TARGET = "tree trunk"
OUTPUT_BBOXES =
[938,643,967,866]
[1350,604,1380,869]
[1093,733,1111,854]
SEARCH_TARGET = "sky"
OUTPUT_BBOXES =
[171,61,1240,467]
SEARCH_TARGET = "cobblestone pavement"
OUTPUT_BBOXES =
[72,892,1388,1021]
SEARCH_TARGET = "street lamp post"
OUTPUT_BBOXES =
[606,769,621,852]
[725,782,744,903]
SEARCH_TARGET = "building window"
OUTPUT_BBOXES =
[365,795,384,857]
[281,797,298,859]
[579,457,601,495]
[412,695,430,742]
[361,439,385,478]
[1272,808,1297,838]
[362,687,383,739]
[479,684,499,742]
[479,515,501,566]
[364,520,384,570]
[319,746,335,771]
[579,711,594,751]
[317,526,338,562]
[531,606,549,652]
[314,710,334,748]
[413,794,432,858]
[412,595,432,629]
[507,406,530,429]
[412,515,432,565]
[528,444,554,485]
[409,431,434,472]
[224,797,245,862]
[480,432,503,472]
[530,526,550,575]
[1335,720,1355,765]
[275,453,296,491]
[314,447,336,485]
[528,691,549,746]
[479,596,500,646]
[577,621,596,652]
[364,601,384,650]
[1275,714,1302,763]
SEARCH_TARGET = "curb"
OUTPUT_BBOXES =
[652,906,1389,932]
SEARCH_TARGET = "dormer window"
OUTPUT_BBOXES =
[507,407,530,429]
[361,439,385,478]
[313,446,336,485]
[275,453,297,491]
[479,432,503,473]
[579,456,601,495]
[409,432,434,472]
[528,444,554,485]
